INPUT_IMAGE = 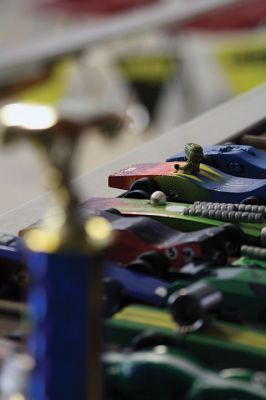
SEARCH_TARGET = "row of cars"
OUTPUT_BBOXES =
[100,143,266,399]
[1,143,266,398]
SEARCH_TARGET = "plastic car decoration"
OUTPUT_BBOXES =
[175,143,203,175]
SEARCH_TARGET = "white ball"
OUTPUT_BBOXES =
[150,191,167,206]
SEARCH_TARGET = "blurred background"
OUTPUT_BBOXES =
[0,0,266,213]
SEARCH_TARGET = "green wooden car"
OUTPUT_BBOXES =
[104,345,266,400]
[105,304,266,371]
[84,197,266,241]
[168,266,266,328]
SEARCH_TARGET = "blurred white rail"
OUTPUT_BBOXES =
[0,0,244,77]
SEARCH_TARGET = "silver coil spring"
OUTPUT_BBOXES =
[241,245,266,260]
[183,207,264,223]
[193,201,266,215]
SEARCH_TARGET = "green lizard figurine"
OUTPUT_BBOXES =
[175,143,203,174]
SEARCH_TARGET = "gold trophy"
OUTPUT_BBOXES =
[0,102,124,400]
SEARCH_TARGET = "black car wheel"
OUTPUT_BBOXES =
[104,208,122,215]
[222,223,244,256]
[240,196,265,206]
[210,249,228,266]
[103,278,125,318]
[130,331,177,351]
[128,251,168,279]
[125,177,159,198]
[122,189,150,199]
[168,283,222,331]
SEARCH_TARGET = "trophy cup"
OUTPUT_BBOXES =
[0,102,124,400]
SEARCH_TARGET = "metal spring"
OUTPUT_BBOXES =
[193,201,266,215]
[241,245,266,260]
[192,204,265,215]
[183,207,264,223]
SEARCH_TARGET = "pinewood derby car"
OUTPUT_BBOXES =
[105,304,266,371]
[168,265,266,329]
[108,161,266,204]
[167,144,266,178]
[83,197,265,241]
[102,210,243,274]
[104,345,266,400]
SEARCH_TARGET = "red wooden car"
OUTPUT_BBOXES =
[102,210,242,277]
[108,161,266,204]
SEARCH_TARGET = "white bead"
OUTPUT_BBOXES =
[150,191,167,206]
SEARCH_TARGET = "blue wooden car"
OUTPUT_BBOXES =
[0,232,22,264]
[103,263,170,316]
[0,233,26,300]
[167,144,266,178]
